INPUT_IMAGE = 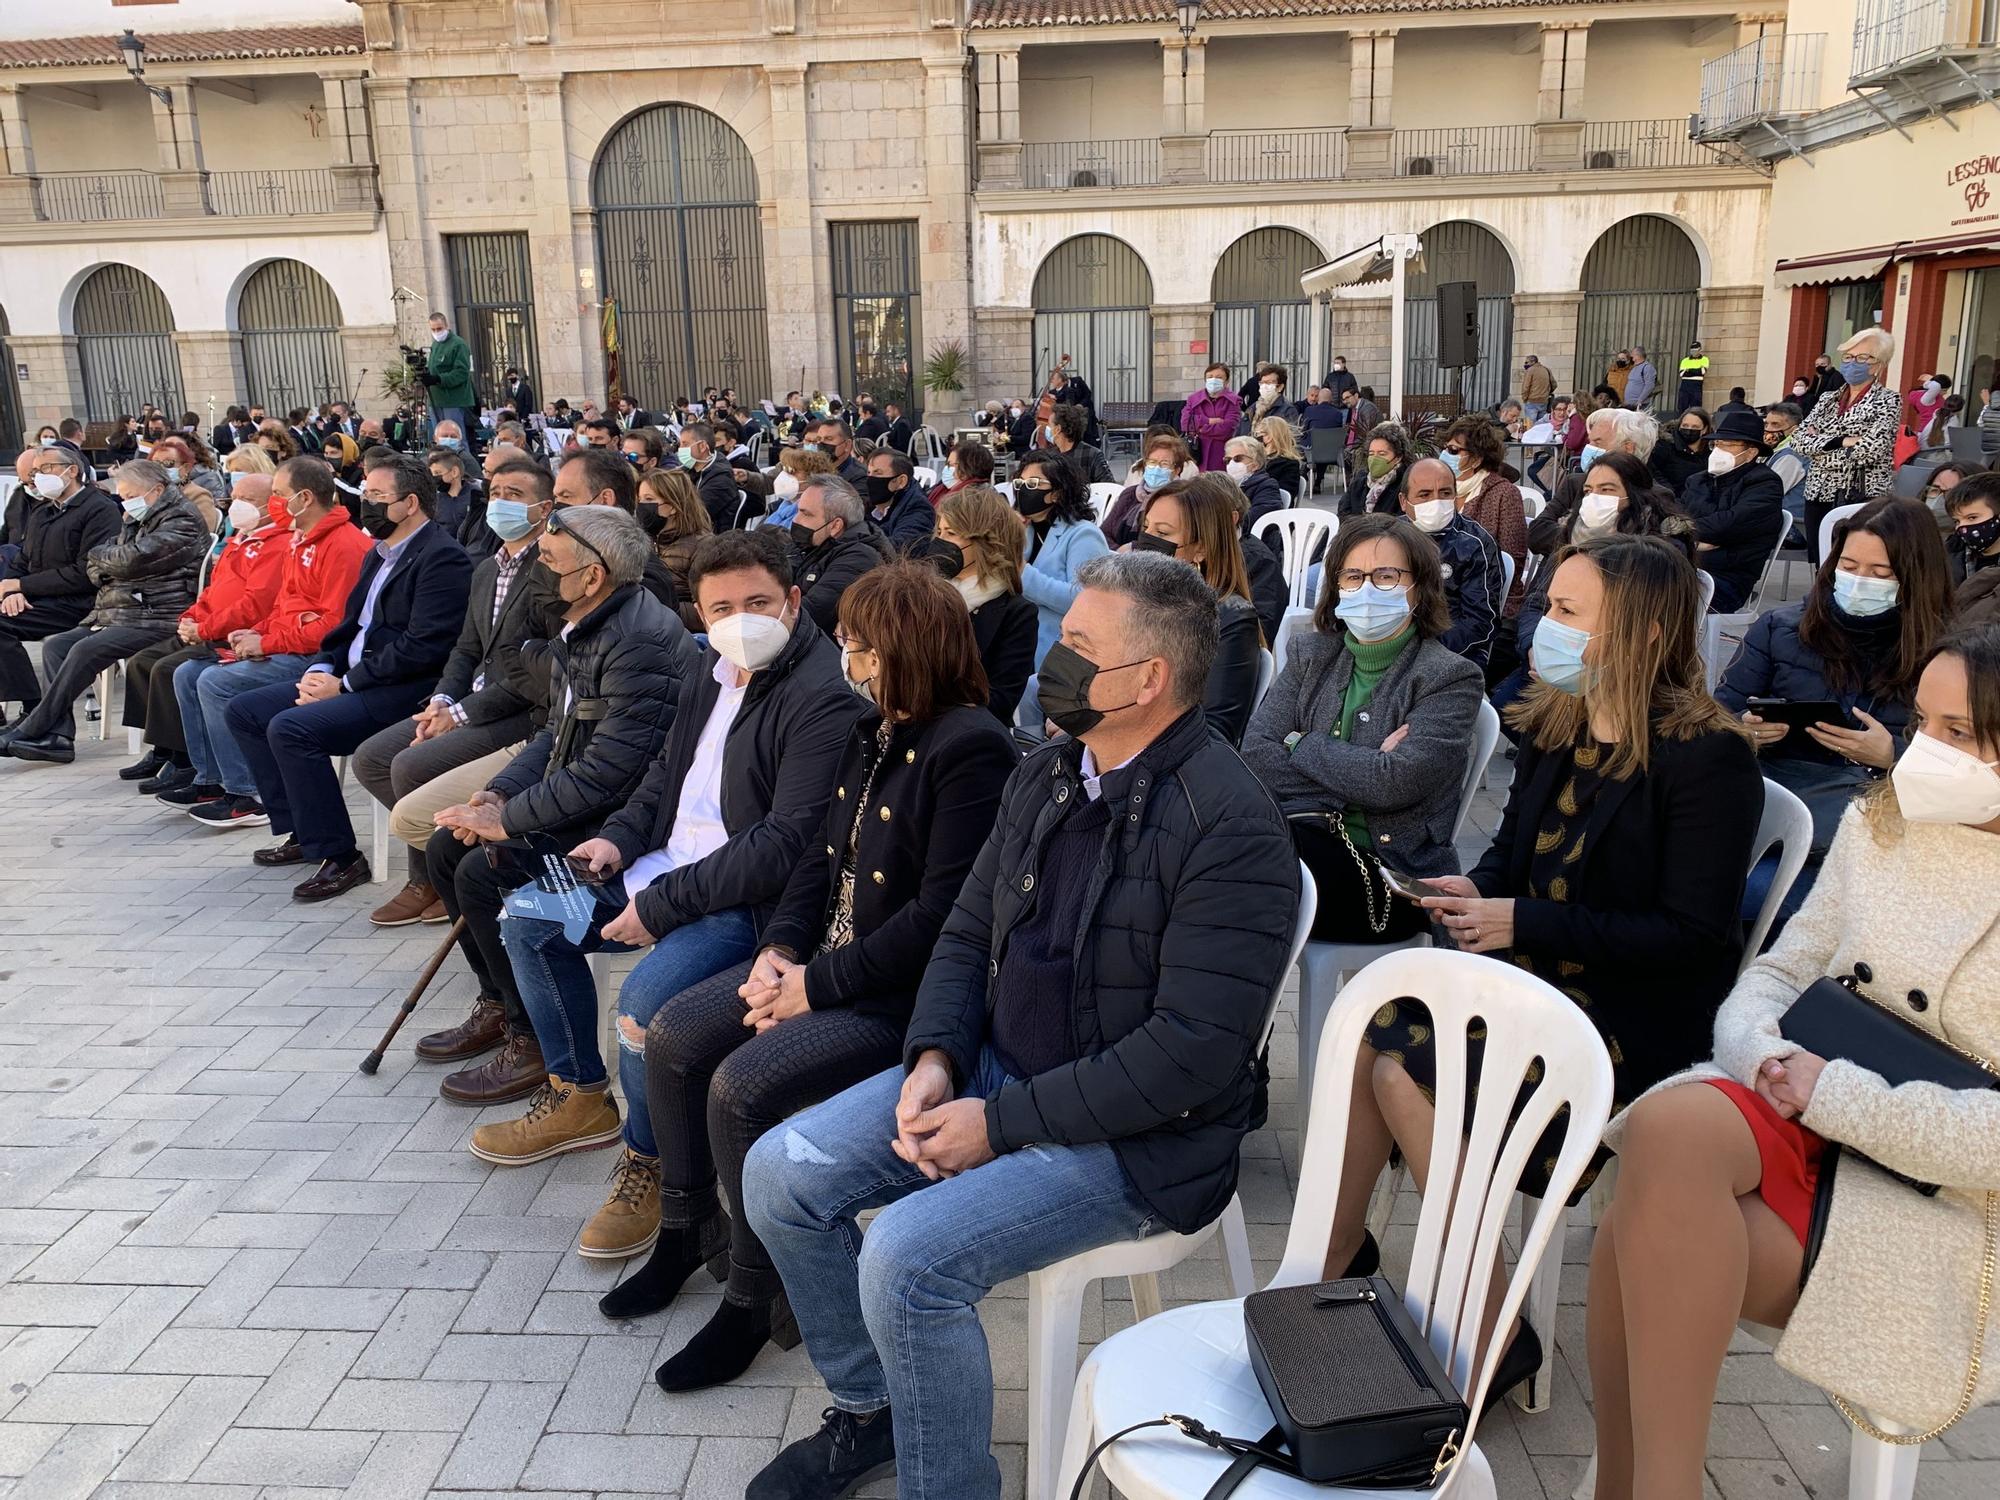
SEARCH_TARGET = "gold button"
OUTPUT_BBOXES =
[871,870,885,884]
[836,786,846,799]
[904,748,915,763]
[879,806,891,821]
[826,845,835,856]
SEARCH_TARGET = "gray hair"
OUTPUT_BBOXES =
[1224,436,1266,469]
[552,505,649,588]
[118,459,170,492]
[1606,407,1661,460]
[1074,551,1218,712]
[803,472,865,531]
[1843,326,1896,364]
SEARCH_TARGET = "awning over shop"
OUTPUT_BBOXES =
[1302,234,1424,419]
[1773,255,1890,289]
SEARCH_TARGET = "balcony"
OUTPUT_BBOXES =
[1853,0,1959,84]
[1696,33,1825,138]
[1020,139,1161,189]
[19,164,373,225]
[1392,125,1535,178]
[31,171,164,223]
[1578,118,1718,171]
[1206,128,1346,184]
[205,168,342,218]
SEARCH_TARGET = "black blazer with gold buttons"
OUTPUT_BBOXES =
[758,703,1017,1021]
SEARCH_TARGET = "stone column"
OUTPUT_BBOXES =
[8,335,86,432]
[321,70,379,214]
[150,82,208,217]
[972,307,1033,402]
[1328,297,1392,390]
[1347,31,1395,179]
[763,64,819,405]
[172,331,246,419]
[1152,304,1213,403]
[339,325,401,416]
[1537,24,1587,122]
[921,56,974,429]
[1509,291,1585,397]
[0,84,36,221]
[520,75,589,409]
[1691,285,1762,401]
[1160,39,1208,185]
[974,49,1021,188]
[365,79,431,348]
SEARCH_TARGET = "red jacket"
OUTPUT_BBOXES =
[259,508,373,657]
[183,524,290,640]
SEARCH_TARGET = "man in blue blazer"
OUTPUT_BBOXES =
[221,453,473,901]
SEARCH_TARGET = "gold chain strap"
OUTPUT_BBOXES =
[1334,816,1390,937]
[1831,1189,1998,1445]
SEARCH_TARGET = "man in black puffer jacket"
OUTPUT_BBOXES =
[742,551,1300,1500]
[0,445,121,723]
[420,505,700,1106]
[1676,408,1786,613]
[791,473,892,634]
[1,459,206,764]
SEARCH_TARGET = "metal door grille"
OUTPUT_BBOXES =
[1032,235,1153,403]
[1576,216,1701,411]
[1404,221,1517,407]
[446,232,540,409]
[238,259,346,414]
[593,106,769,409]
[74,264,184,421]
[832,220,922,411]
[1211,227,1322,394]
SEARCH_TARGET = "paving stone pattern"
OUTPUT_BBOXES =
[3,633,1991,1498]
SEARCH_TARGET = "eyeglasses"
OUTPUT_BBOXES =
[544,504,607,569]
[1336,567,1413,592]
[833,631,872,653]
[1443,445,1466,456]
[1014,480,1050,494]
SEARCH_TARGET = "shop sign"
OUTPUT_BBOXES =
[1947,153,2000,227]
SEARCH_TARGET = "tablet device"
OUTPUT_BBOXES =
[1745,697,1853,731]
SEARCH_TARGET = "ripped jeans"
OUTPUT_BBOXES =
[742,1049,1157,1500]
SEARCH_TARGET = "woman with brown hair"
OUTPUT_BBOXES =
[637,466,713,632]
[1102,431,1192,547]
[254,421,298,465]
[1133,473,1264,744]
[1319,535,1763,1399]
[1241,511,1484,939]
[605,561,1017,1393]
[147,435,224,531]
[1442,412,1528,616]
[935,485,1037,724]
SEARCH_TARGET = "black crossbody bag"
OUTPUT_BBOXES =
[1067,1276,1469,1500]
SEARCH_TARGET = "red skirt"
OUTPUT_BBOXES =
[1705,1079,1827,1245]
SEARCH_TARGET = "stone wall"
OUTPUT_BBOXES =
[1151,304,1211,404]
[1328,297,1392,398]
[1696,285,1765,404]
[1510,291,1585,400]
[10,334,85,433]
[972,306,1031,401]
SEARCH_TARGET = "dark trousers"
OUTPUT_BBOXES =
[223,679,419,861]
[0,595,96,709]
[125,639,212,753]
[426,829,529,1029]
[644,962,904,1305]
[1291,821,1434,945]
[358,712,535,880]
[16,623,173,741]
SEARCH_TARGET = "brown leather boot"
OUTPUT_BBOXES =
[440,1028,545,1105]
[470,1076,622,1166]
[414,994,507,1063]
[578,1150,662,1259]
[371,879,440,927]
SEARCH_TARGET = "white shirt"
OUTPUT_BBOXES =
[623,655,747,893]
[1077,745,1137,804]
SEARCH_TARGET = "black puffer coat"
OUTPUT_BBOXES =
[490,584,700,841]
[903,707,1300,1234]
[84,488,208,630]
[798,523,893,635]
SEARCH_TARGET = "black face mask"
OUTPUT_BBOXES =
[1954,515,2000,553]
[790,519,827,553]
[1677,429,1704,448]
[1013,485,1052,519]
[635,503,668,538]
[1036,642,1147,738]
[1131,531,1180,558]
[866,475,896,506]
[923,537,965,577]
[358,498,400,540]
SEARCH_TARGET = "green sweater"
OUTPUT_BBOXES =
[426,332,476,410]
[1337,625,1414,845]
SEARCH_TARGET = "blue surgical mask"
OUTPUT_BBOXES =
[1142,464,1173,491]
[439,436,464,452]
[677,448,697,469]
[1333,582,1413,643]
[163,465,183,483]
[1579,443,1608,469]
[1439,449,1462,476]
[1042,425,1056,446]
[1530,615,1594,695]
[1205,377,1225,396]
[1832,570,1899,617]
[485,499,539,542]
[1838,357,1873,385]
[121,495,151,520]
[939,464,955,487]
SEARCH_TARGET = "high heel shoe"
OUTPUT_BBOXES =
[1338,1229,1381,1279]
[1479,1322,1543,1414]
[597,1211,729,1321]
[655,1289,798,1393]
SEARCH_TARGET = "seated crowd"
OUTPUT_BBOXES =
[1,349,1995,1500]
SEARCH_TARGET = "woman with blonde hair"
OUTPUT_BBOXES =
[1589,621,2000,1497]
[223,444,275,478]
[1256,415,1304,498]
[637,466,713,633]
[765,446,835,532]
[934,485,1037,724]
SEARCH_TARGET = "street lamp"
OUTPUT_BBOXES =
[116,30,174,106]
[1177,0,1202,78]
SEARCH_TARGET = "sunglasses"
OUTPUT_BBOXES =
[544,505,607,569]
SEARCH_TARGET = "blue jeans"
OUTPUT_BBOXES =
[743,1051,1157,1500]
[500,891,757,1156]
[180,654,312,792]
[223,678,413,859]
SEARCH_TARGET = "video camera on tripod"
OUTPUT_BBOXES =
[399,343,438,388]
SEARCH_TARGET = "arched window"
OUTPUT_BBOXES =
[1405,222,1517,412]
[1211,227,1324,397]
[1031,235,1153,406]
[593,105,769,409]
[74,265,183,422]
[238,260,345,415]
[1576,216,1701,412]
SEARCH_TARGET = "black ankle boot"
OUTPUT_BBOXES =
[655,1291,798,1393]
[597,1211,728,1321]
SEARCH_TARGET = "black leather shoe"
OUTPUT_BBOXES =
[598,1213,729,1322]
[1339,1229,1381,1280]
[747,1406,896,1500]
[655,1291,799,1393]
[1480,1322,1544,1415]
[120,749,165,781]
[253,836,305,867]
[138,763,196,795]
[7,733,74,765]
[292,853,371,902]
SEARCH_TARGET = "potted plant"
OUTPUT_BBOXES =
[922,338,968,430]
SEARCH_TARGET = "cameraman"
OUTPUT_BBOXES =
[423,313,478,451]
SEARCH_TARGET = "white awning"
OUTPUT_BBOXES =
[1300,237,1423,297]
[1773,255,1889,289]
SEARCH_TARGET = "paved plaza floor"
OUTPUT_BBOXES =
[1,679,1995,1499]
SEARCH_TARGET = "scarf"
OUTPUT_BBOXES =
[1455,469,1485,502]
[954,575,1007,611]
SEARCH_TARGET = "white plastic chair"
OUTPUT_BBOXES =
[1255,511,1337,609]
[1818,500,1867,565]
[1499,549,1516,604]
[1087,481,1121,519]
[1518,486,1546,521]
[94,665,114,743]
[1295,698,1501,1113]
[913,466,939,488]
[1702,507,1795,689]
[1024,866,1317,1500]
[1058,948,1616,1500]
[1252,647,1275,713]
[371,803,392,885]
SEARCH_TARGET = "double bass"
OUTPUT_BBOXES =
[1035,353,1075,429]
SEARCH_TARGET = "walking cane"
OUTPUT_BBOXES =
[359,916,467,1074]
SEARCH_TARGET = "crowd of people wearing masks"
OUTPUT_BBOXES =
[2,320,1996,1500]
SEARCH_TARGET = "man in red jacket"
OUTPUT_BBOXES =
[157,457,372,821]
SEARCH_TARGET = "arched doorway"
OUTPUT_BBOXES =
[1032,235,1153,405]
[1576,216,1701,412]
[1211,227,1323,396]
[239,260,345,415]
[1405,222,1516,411]
[0,304,22,450]
[592,105,770,410]
[74,264,184,422]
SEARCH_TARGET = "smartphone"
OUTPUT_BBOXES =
[1745,697,1851,731]
[1380,868,1448,904]
[565,854,609,887]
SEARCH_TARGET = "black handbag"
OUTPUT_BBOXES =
[1067,1276,1470,1499]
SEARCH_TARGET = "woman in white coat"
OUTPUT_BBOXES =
[1586,621,2000,1499]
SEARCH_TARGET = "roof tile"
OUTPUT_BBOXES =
[0,25,365,71]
